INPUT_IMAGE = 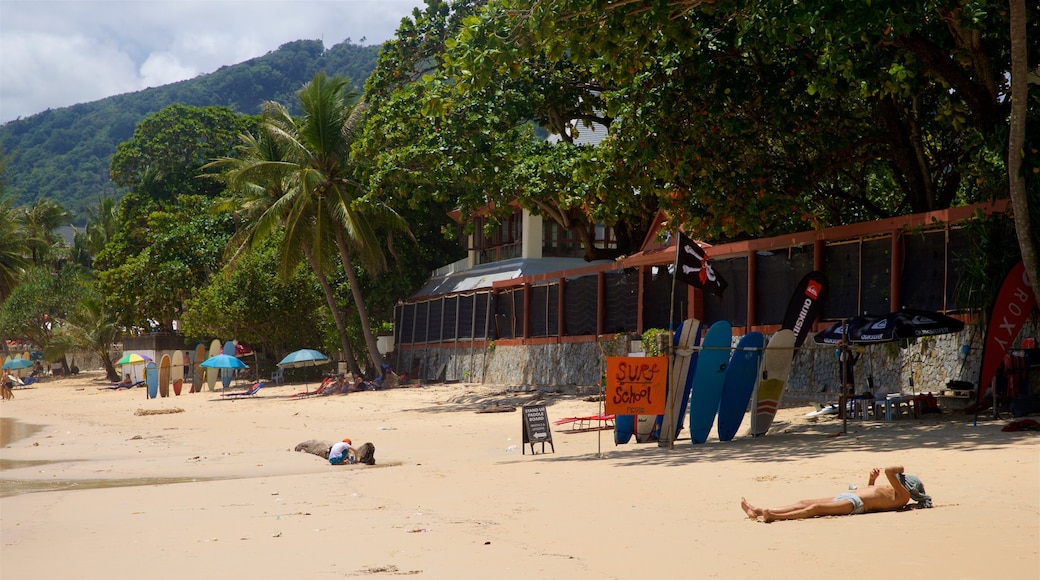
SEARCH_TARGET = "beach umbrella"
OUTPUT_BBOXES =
[277,349,330,368]
[201,354,249,393]
[200,354,248,370]
[2,358,33,370]
[855,309,965,343]
[277,349,331,395]
[812,317,877,345]
[116,352,153,366]
[116,352,153,382]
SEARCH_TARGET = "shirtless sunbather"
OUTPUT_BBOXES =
[741,465,932,522]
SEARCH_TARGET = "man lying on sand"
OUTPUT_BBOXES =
[741,465,932,522]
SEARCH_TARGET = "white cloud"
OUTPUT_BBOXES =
[0,1,426,123]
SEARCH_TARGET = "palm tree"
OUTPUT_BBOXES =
[19,198,70,267]
[51,293,121,381]
[0,195,29,301]
[207,114,366,378]
[273,74,409,374]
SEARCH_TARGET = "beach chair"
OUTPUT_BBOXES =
[221,381,264,398]
[287,377,334,398]
[553,414,616,433]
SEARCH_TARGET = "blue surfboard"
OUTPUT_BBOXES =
[221,340,235,389]
[716,332,765,441]
[688,321,732,444]
[145,361,159,399]
[614,412,636,445]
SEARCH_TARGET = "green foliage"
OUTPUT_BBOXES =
[180,236,325,354]
[0,39,381,219]
[954,211,1025,321]
[641,328,669,356]
[109,105,252,199]
[0,264,90,350]
[96,196,234,331]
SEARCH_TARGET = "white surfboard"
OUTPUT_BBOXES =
[750,329,796,437]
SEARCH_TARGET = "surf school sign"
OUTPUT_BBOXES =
[604,357,668,415]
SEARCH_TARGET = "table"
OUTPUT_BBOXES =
[873,395,915,421]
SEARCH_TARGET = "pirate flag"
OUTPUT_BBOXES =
[674,231,728,296]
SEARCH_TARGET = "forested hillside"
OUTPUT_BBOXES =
[0,39,382,219]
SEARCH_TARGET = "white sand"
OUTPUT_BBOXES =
[1,371,1037,579]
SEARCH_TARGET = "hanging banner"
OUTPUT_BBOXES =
[604,356,668,415]
[781,270,828,347]
[978,261,1037,403]
[674,231,728,296]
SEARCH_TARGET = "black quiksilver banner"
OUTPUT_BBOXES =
[782,271,827,347]
[674,231,728,296]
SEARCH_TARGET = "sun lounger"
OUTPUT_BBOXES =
[221,381,265,398]
[98,380,145,390]
[553,414,616,432]
[287,377,335,398]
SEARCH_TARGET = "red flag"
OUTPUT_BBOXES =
[978,261,1037,403]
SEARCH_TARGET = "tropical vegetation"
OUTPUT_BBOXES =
[0,1,1036,379]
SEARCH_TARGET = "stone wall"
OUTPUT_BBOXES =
[395,320,1040,402]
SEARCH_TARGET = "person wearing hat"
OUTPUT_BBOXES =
[328,438,357,465]
[740,465,932,522]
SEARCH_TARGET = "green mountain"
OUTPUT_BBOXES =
[0,39,382,220]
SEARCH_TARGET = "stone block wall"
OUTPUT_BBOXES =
[395,321,1040,402]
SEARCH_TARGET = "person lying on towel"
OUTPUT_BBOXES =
[741,465,931,522]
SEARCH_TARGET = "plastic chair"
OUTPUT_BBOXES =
[270,367,285,385]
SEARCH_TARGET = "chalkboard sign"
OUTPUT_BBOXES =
[521,404,554,455]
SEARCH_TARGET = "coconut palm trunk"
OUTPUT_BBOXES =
[300,241,363,378]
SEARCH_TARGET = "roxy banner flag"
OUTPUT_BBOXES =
[978,261,1037,403]
[674,231,728,296]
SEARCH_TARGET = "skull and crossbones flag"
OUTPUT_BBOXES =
[673,231,727,296]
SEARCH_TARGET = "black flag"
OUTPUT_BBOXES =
[781,271,827,347]
[673,231,727,296]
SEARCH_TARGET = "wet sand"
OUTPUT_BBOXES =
[1,371,1037,579]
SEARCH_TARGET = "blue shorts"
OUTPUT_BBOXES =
[329,450,350,465]
[833,492,865,514]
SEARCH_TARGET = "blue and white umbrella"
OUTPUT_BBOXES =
[277,349,330,368]
[2,358,33,370]
[200,354,248,370]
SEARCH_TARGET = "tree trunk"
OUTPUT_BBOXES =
[1007,0,1039,297]
[100,350,119,382]
[333,227,384,376]
[300,242,362,378]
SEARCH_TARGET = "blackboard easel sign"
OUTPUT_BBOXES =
[522,404,554,455]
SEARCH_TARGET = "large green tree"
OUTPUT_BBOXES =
[0,265,89,369]
[180,235,326,360]
[98,105,249,331]
[501,0,1038,274]
[359,0,656,260]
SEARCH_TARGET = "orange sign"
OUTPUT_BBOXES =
[604,356,668,415]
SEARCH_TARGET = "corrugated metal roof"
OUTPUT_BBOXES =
[409,257,605,298]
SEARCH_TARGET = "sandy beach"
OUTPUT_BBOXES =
[1,371,1037,579]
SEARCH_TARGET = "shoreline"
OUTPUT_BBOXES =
[1,371,1037,579]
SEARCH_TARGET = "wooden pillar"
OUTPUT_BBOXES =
[522,282,531,339]
[746,250,757,330]
[890,230,902,311]
[597,271,606,336]
[636,266,645,333]
[557,277,566,338]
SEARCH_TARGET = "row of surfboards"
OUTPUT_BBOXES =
[615,319,796,445]
[139,340,238,399]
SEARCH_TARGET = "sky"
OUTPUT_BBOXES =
[0,0,427,124]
